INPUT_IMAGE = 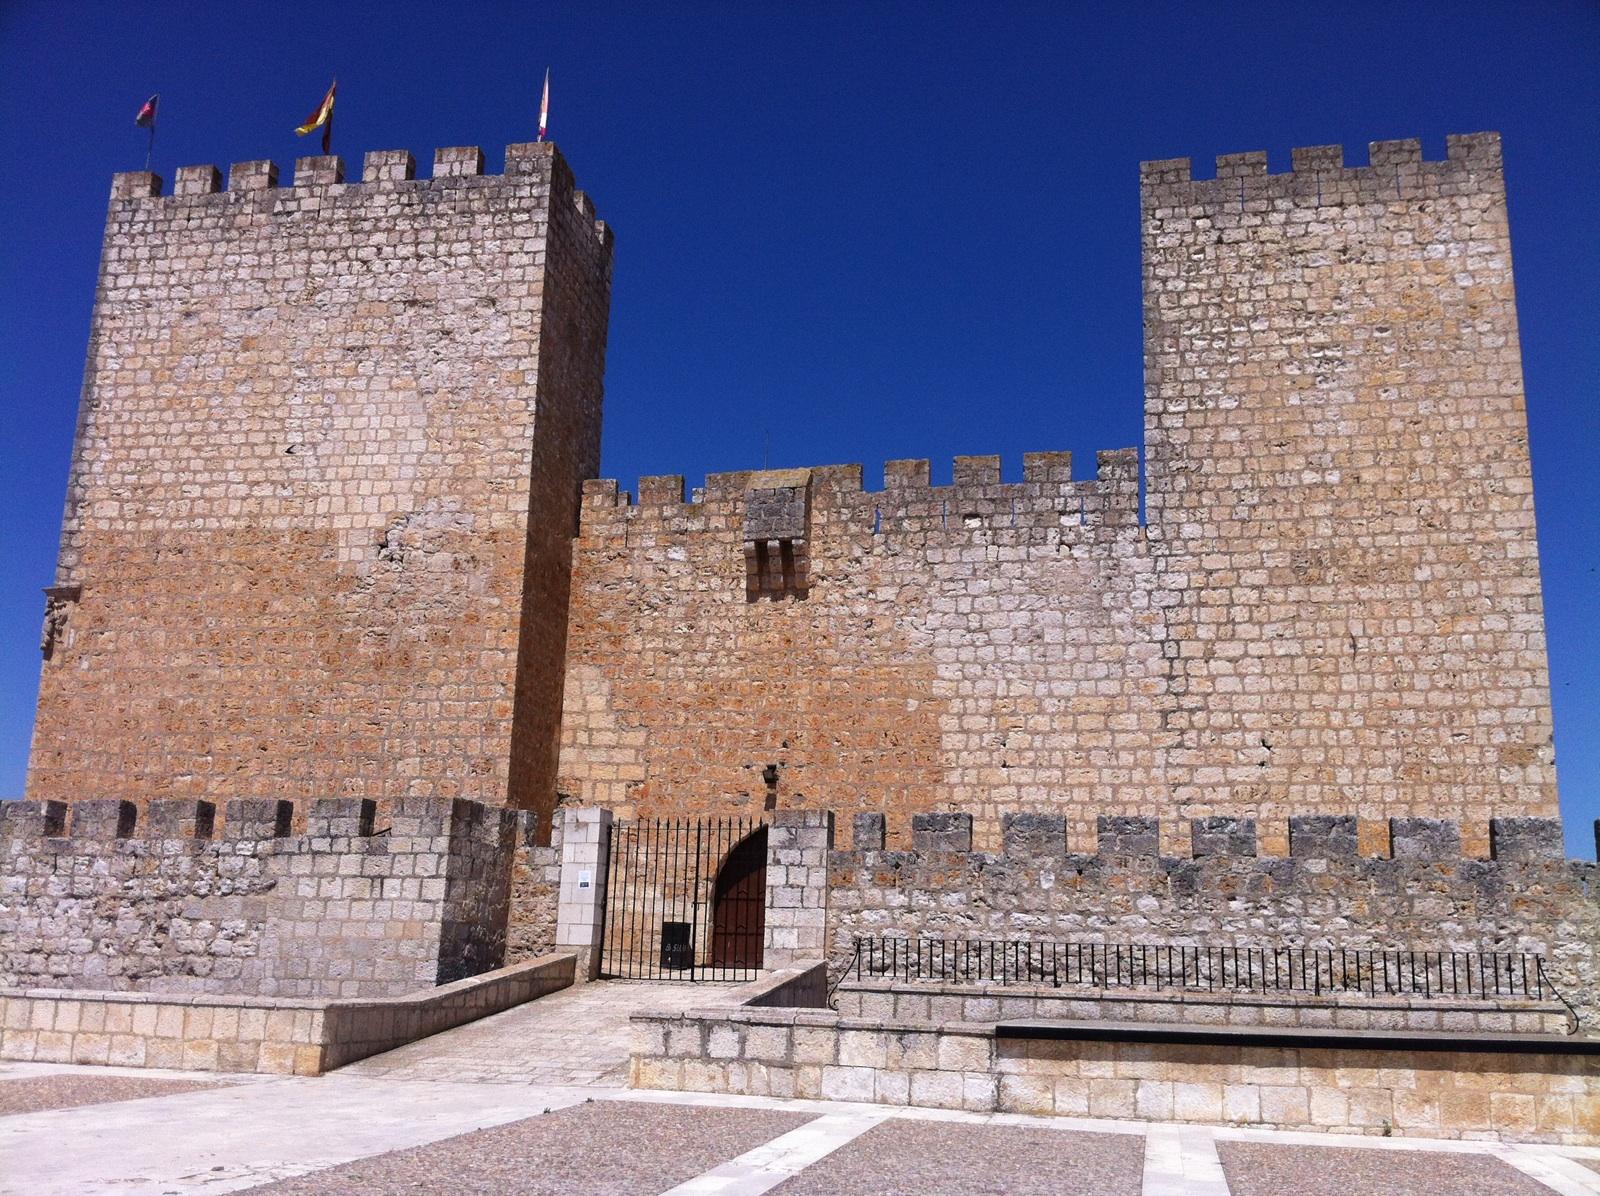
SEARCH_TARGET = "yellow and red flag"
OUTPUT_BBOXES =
[538,68,549,142]
[296,80,337,154]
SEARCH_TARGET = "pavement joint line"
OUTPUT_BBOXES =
[656,1111,889,1196]
[607,1086,1143,1134]
[1142,1124,1232,1196]
[1216,1123,1535,1154]
[1493,1144,1600,1196]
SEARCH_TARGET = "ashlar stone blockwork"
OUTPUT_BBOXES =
[27,143,613,825]
[559,134,1557,856]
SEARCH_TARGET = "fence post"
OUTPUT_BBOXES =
[555,807,612,982]
[764,809,833,969]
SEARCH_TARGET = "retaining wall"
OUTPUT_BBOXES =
[0,952,573,1075]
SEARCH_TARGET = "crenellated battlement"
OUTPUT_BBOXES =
[839,810,1574,864]
[0,794,512,851]
[1139,131,1503,203]
[108,141,612,248]
[577,448,1141,541]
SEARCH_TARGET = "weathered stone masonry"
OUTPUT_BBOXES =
[0,794,519,999]
[823,810,1600,1027]
[559,134,1555,856]
[27,143,613,825]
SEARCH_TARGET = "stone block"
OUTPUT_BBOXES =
[1001,813,1067,859]
[362,149,416,183]
[147,800,216,840]
[852,813,886,852]
[293,155,344,187]
[173,165,221,196]
[228,160,278,190]
[1191,816,1255,858]
[1096,815,1158,857]
[912,813,972,853]
[72,799,136,839]
[1289,816,1359,859]
[1390,818,1462,860]
[225,799,293,840]
[1489,817,1564,862]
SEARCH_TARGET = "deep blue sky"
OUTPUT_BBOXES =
[2,3,1595,850]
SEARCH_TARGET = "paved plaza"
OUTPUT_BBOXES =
[4,981,1600,1196]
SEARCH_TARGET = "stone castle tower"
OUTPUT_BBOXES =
[26,145,613,819]
[25,132,1555,857]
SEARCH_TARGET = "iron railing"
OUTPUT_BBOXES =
[843,935,1568,1005]
[599,817,766,981]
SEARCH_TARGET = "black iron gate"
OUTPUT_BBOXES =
[599,817,767,981]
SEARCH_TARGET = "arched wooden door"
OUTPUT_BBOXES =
[710,826,767,970]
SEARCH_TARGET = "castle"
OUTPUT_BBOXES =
[23,132,1555,856]
[3,131,1595,1142]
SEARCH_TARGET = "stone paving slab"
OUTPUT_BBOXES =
[340,979,724,1084]
[242,1099,811,1195]
[766,1117,1145,1196]
[0,1072,223,1116]
[0,1072,586,1196]
[1218,1139,1557,1196]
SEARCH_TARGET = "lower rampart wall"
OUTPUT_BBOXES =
[0,795,525,999]
[825,812,1600,1030]
[630,1003,1600,1143]
[0,952,573,1076]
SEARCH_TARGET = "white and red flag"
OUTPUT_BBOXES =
[538,68,549,141]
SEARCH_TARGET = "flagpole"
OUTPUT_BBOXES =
[145,121,155,173]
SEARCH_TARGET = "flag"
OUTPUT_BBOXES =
[296,80,337,154]
[135,94,158,128]
[538,68,549,141]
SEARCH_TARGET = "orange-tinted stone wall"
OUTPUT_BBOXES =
[27,143,611,813]
[1142,133,1556,855]
[559,134,1557,853]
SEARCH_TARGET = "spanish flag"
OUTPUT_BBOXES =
[296,80,336,154]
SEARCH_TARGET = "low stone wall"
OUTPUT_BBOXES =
[826,812,1600,1030]
[629,999,1600,1144]
[835,980,1571,1036]
[0,952,573,1076]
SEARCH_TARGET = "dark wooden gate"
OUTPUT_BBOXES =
[599,817,766,981]
[710,827,767,969]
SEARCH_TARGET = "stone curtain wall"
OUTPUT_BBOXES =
[560,453,1155,850]
[0,795,517,999]
[1142,134,1555,852]
[27,143,612,814]
[557,136,1555,855]
[823,812,1600,1030]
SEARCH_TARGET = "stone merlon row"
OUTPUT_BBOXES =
[109,142,610,243]
[582,449,1139,511]
[1139,131,1502,189]
[850,811,1574,863]
[0,795,529,848]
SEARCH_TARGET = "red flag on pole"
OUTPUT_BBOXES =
[296,80,337,155]
[538,69,549,142]
[135,94,158,171]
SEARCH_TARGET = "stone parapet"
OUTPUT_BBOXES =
[0,953,573,1076]
[832,980,1571,1037]
[630,999,1600,1144]
[1,794,518,1000]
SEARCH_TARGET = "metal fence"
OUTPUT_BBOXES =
[599,817,766,981]
[844,935,1565,1003]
